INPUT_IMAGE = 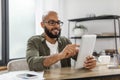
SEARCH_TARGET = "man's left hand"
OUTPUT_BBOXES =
[84,56,96,69]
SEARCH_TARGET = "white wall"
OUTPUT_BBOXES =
[61,0,120,52]
[112,0,120,15]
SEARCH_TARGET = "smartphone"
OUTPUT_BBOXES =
[26,74,37,77]
[17,73,37,79]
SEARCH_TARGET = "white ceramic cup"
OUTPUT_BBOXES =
[98,55,111,64]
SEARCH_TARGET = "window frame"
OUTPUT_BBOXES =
[0,0,9,65]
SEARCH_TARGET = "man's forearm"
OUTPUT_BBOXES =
[43,44,79,67]
[43,53,63,67]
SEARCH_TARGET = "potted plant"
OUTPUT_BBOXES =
[73,24,88,37]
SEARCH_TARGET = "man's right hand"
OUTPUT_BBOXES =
[59,44,79,59]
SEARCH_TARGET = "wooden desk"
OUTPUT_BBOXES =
[0,66,7,71]
[44,65,120,80]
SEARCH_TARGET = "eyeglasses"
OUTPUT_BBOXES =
[44,20,63,26]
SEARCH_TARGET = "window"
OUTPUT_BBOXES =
[0,0,36,65]
[8,0,35,59]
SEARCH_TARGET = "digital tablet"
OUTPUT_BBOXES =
[74,35,96,69]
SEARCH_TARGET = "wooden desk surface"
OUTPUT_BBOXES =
[0,66,7,71]
[44,64,120,80]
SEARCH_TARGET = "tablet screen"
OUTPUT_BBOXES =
[74,35,96,69]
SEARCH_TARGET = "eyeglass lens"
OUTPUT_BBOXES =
[45,20,63,26]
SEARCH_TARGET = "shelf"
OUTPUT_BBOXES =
[68,14,120,54]
[68,15,120,22]
[71,36,120,39]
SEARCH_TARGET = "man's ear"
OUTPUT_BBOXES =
[40,22,45,28]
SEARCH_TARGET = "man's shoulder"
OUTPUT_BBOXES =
[59,36,68,40]
[28,35,43,41]
[59,36,71,44]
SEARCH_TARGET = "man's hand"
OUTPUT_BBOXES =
[43,44,79,67]
[84,56,96,69]
[59,44,79,59]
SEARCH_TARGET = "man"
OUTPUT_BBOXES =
[26,11,96,71]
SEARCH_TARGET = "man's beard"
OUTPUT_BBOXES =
[44,26,61,38]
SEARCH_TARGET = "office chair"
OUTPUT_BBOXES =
[7,58,29,71]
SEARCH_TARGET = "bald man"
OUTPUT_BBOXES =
[26,11,96,71]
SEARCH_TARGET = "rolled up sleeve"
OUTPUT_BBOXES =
[26,38,48,71]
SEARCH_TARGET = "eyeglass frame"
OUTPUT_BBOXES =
[43,20,63,26]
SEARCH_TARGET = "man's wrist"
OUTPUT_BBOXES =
[58,53,64,60]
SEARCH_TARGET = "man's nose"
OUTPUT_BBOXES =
[54,23,60,28]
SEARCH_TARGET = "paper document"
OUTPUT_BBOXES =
[0,71,44,80]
